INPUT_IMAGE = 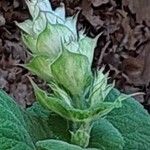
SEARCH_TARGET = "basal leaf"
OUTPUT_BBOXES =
[36,139,83,150]
[0,90,35,150]
[106,89,150,150]
[0,90,70,149]
[26,102,70,143]
[36,139,97,150]
[89,118,124,150]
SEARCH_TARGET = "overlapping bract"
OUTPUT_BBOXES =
[16,0,97,64]
[17,0,127,123]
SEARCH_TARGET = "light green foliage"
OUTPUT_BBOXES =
[0,0,146,149]
[30,78,125,122]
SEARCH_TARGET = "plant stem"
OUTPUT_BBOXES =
[71,121,91,148]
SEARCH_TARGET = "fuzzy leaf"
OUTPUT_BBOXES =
[0,90,70,149]
[26,102,70,142]
[106,89,150,150]
[36,139,85,150]
[55,3,66,21]
[46,13,57,24]
[89,118,124,150]
[65,15,78,37]
[0,90,35,150]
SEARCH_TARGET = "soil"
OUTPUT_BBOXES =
[0,0,150,112]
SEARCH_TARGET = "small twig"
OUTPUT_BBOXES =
[97,41,111,68]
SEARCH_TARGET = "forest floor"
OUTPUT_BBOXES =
[0,0,150,112]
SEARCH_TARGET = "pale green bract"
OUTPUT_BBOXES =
[16,0,97,64]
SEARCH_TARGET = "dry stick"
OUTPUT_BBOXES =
[97,41,111,68]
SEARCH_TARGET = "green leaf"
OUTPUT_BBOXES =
[0,90,36,150]
[106,89,150,150]
[51,49,93,98]
[0,90,71,149]
[27,102,51,118]
[36,139,96,150]
[26,102,70,143]
[89,119,124,150]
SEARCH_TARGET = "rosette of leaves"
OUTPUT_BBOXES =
[9,0,150,149]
